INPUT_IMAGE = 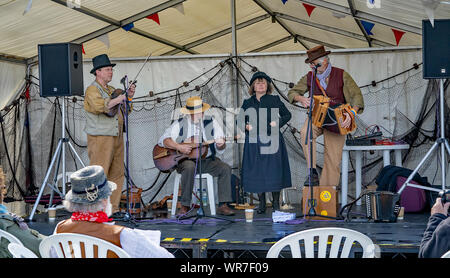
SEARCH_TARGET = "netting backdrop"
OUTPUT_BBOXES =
[0,53,449,211]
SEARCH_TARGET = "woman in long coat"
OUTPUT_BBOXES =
[240,71,292,214]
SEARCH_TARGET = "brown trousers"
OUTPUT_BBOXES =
[300,120,346,186]
[87,133,124,213]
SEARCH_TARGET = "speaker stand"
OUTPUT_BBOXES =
[398,79,449,195]
[28,97,85,221]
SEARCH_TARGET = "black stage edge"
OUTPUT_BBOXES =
[28,205,429,259]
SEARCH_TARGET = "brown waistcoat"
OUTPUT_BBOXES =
[56,219,125,258]
[306,66,345,106]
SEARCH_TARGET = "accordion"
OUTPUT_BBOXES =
[365,191,401,222]
[311,95,357,135]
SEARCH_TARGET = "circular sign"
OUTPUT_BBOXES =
[320,190,332,202]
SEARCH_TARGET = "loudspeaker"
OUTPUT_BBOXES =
[422,19,450,79]
[38,43,84,97]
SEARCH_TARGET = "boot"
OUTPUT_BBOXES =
[257,193,266,214]
[272,191,280,211]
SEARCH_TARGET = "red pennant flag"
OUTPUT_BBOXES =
[146,13,160,25]
[302,3,316,17]
[25,85,30,101]
[82,44,86,54]
[392,29,405,46]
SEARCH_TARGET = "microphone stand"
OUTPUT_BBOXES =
[182,118,234,226]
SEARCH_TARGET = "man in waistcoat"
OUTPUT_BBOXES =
[288,45,364,187]
[55,165,174,258]
[158,96,235,217]
[84,54,135,215]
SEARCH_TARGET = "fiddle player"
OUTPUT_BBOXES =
[83,54,135,217]
[158,96,235,217]
[288,45,364,187]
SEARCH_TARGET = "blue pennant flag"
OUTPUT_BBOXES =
[122,22,134,32]
[361,20,374,35]
[281,0,288,4]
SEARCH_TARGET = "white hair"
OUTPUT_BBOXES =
[63,195,112,216]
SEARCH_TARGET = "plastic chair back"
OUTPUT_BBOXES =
[267,227,378,258]
[8,243,38,258]
[0,229,23,246]
[39,233,131,258]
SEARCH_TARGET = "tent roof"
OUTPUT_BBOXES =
[1,0,449,63]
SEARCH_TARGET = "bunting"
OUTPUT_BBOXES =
[302,3,316,17]
[82,44,86,54]
[23,0,32,15]
[361,20,375,35]
[122,22,134,31]
[96,33,110,49]
[147,13,160,25]
[392,29,405,46]
[281,0,288,4]
[421,0,440,27]
[172,3,185,14]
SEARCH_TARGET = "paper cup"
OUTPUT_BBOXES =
[245,208,254,223]
[48,207,56,221]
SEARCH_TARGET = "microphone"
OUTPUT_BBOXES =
[314,63,322,68]
[120,75,127,86]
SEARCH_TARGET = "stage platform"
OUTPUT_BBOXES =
[26,204,429,259]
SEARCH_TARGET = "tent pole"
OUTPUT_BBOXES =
[231,0,243,200]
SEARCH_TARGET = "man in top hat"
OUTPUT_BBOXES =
[158,96,235,216]
[84,54,136,216]
[288,45,364,187]
[54,165,173,258]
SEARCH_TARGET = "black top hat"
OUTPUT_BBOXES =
[90,54,116,74]
[250,71,272,85]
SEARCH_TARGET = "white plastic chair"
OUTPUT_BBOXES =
[8,243,38,258]
[39,233,131,258]
[441,250,450,258]
[266,227,379,258]
[0,229,23,246]
[172,173,216,215]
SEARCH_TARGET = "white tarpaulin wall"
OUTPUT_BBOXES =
[14,47,446,208]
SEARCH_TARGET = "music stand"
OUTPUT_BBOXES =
[28,97,85,221]
[397,79,449,195]
[180,118,234,226]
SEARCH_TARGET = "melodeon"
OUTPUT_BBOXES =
[365,191,401,222]
[311,95,357,135]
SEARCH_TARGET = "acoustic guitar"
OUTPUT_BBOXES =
[153,135,237,172]
[153,137,216,172]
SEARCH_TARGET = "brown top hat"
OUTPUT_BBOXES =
[180,96,211,115]
[304,45,331,64]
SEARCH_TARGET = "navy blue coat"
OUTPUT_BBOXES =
[240,94,292,193]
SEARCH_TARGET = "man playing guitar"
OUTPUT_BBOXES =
[157,96,235,217]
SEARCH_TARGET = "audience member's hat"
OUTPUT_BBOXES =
[180,96,211,115]
[90,54,116,74]
[249,71,272,85]
[304,45,331,64]
[65,165,116,204]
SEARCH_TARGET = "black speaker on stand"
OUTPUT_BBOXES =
[38,43,84,97]
[398,19,450,198]
[28,43,85,221]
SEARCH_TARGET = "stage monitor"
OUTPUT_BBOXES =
[422,19,450,79]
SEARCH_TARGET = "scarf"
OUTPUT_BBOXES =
[71,211,112,223]
[316,62,332,90]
